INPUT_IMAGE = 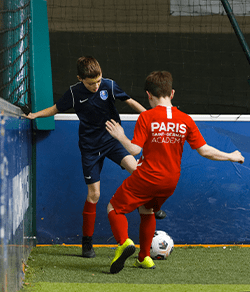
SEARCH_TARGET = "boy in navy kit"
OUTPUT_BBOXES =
[26,56,166,258]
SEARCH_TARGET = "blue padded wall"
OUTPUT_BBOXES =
[0,102,33,291]
[35,118,250,244]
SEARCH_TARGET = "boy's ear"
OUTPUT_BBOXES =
[146,91,152,99]
[77,75,82,82]
[170,89,175,99]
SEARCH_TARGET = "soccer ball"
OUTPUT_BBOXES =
[150,230,174,260]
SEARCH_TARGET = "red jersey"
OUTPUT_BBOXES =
[131,106,206,183]
[110,105,206,214]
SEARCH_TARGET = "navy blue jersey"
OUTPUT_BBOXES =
[56,78,131,150]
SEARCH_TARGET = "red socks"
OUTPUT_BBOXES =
[138,213,156,262]
[82,200,97,237]
[83,201,156,263]
[108,210,128,245]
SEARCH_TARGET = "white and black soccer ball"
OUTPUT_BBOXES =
[150,230,174,260]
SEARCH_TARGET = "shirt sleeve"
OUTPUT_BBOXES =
[186,118,206,149]
[56,89,74,112]
[112,81,131,101]
[131,113,148,148]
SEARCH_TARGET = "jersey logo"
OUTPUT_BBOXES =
[80,98,88,103]
[100,90,108,100]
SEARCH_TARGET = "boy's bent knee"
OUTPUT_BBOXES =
[138,205,154,215]
[120,155,137,174]
[107,202,114,214]
[87,182,100,203]
[87,193,100,204]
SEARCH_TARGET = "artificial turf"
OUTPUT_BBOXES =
[21,245,250,291]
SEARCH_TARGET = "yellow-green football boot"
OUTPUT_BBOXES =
[110,238,136,274]
[133,256,156,269]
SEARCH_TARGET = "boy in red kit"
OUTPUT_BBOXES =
[105,71,245,274]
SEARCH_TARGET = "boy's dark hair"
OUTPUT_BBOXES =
[77,56,102,79]
[144,71,173,98]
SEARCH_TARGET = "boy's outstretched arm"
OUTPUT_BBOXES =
[124,98,146,113]
[196,144,245,164]
[106,119,141,156]
[24,104,59,120]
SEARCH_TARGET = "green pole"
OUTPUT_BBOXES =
[221,0,250,65]
[29,0,55,130]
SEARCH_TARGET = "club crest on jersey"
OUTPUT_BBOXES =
[100,90,108,100]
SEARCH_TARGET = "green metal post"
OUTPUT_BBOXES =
[29,0,55,130]
[221,0,250,65]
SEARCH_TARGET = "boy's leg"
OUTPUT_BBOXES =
[133,205,156,269]
[108,203,136,274]
[108,208,128,245]
[138,209,156,262]
[82,181,100,258]
[120,154,137,175]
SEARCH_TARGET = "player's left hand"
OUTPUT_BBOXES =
[105,119,125,141]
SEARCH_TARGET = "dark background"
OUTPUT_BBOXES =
[49,31,250,114]
[47,0,250,114]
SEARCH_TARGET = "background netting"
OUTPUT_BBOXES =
[0,0,30,107]
[47,0,250,114]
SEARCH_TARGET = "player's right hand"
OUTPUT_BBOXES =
[230,150,245,164]
[105,119,125,141]
[23,112,36,119]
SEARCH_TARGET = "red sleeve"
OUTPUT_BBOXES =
[131,114,148,148]
[186,118,206,149]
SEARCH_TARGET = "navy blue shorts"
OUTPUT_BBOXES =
[79,139,131,185]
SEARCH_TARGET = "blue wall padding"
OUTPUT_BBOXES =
[36,120,250,244]
[0,116,32,243]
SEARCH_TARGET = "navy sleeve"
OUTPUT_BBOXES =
[56,89,74,112]
[112,81,131,101]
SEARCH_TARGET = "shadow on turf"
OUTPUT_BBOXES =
[35,247,141,275]
[59,253,140,275]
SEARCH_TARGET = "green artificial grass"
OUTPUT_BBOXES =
[21,245,250,291]
[22,283,250,292]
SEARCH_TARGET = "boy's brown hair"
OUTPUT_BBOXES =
[77,56,102,79]
[144,71,173,98]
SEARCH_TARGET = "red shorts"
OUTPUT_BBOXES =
[110,172,179,214]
